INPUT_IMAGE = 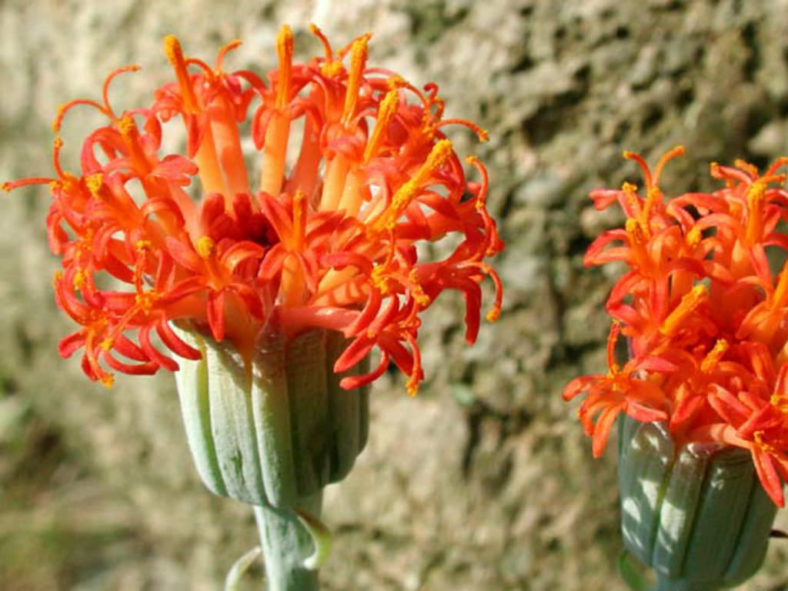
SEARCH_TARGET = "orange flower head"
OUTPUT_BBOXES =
[564,148,788,506]
[4,25,503,396]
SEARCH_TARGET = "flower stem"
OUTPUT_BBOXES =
[254,493,322,591]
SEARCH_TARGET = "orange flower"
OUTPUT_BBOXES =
[564,147,788,506]
[5,25,503,396]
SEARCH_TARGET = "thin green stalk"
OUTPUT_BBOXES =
[254,493,323,591]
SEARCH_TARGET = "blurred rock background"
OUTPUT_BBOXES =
[2,0,788,589]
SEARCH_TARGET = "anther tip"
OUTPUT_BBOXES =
[163,34,182,64]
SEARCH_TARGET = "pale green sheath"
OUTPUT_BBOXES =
[618,416,777,591]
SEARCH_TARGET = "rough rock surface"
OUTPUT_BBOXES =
[2,0,788,589]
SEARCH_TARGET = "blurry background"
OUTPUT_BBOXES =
[2,0,788,589]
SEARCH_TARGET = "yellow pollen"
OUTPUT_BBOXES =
[625,218,647,246]
[754,430,776,453]
[701,339,728,373]
[621,182,638,193]
[163,35,184,67]
[364,89,399,162]
[661,284,707,335]
[686,225,702,249]
[371,265,390,294]
[321,61,344,77]
[135,293,154,313]
[770,392,788,410]
[100,338,114,352]
[623,191,642,223]
[73,270,87,290]
[408,269,430,307]
[386,75,406,90]
[100,374,115,388]
[86,173,103,197]
[196,236,215,258]
[136,239,153,252]
[117,114,136,138]
[342,36,369,124]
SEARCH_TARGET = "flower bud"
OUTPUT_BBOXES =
[618,416,777,590]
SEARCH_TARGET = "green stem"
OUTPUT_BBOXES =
[254,493,322,591]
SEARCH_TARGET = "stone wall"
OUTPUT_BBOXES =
[1,0,787,589]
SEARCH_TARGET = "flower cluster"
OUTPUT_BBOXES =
[564,148,788,506]
[4,25,502,396]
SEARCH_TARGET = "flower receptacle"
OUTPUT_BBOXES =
[173,321,370,509]
[618,416,777,590]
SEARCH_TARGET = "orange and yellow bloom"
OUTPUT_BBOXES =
[5,25,502,397]
[564,148,788,506]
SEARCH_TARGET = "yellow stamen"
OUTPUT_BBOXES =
[310,23,344,76]
[196,236,215,258]
[686,226,702,249]
[662,284,706,335]
[73,270,87,290]
[408,269,430,307]
[701,339,728,373]
[371,264,391,294]
[135,293,154,314]
[117,115,152,174]
[342,36,368,125]
[163,35,198,113]
[625,218,647,248]
[364,89,399,163]
[754,430,776,453]
[86,173,103,198]
[371,139,453,233]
